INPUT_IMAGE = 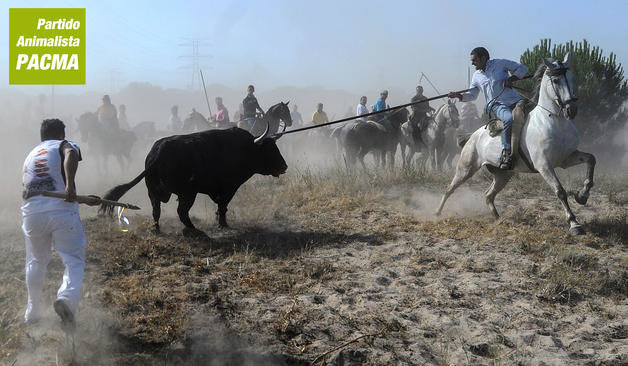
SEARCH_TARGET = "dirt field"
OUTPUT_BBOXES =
[0,162,626,365]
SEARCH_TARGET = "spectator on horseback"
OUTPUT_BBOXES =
[242,85,264,128]
[96,95,119,131]
[211,97,230,127]
[290,104,304,127]
[372,90,388,122]
[356,96,369,122]
[410,85,435,143]
[448,47,528,170]
[118,104,130,130]
[168,105,181,131]
[312,103,329,125]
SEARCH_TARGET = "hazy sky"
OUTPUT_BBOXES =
[3,0,627,96]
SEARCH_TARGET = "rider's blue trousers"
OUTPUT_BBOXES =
[491,103,514,151]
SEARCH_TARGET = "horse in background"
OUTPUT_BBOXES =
[238,102,293,137]
[76,112,136,172]
[331,108,409,170]
[182,109,211,132]
[437,53,595,235]
[400,100,460,170]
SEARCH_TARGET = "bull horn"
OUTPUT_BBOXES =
[254,121,270,144]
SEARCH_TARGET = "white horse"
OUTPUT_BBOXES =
[436,53,595,235]
[400,100,460,170]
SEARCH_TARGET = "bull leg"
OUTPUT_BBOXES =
[537,163,584,235]
[560,150,596,205]
[148,190,162,233]
[177,193,204,237]
[216,190,237,228]
[484,166,514,218]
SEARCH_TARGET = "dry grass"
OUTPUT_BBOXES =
[1,165,626,364]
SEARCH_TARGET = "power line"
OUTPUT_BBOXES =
[178,38,212,90]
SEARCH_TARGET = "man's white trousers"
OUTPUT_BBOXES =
[22,210,86,323]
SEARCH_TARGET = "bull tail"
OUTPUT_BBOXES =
[100,170,147,213]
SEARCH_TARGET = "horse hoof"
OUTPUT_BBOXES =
[569,225,585,236]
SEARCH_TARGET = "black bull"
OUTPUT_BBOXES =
[101,126,287,236]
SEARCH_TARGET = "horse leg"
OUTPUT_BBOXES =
[484,166,514,218]
[400,141,407,168]
[560,150,596,205]
[537,164,584,235]
[436,149,480,215]
[358,148,368,170]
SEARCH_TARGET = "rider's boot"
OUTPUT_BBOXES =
[499,149,513,170]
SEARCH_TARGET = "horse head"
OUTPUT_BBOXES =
[266,101,293,131]
[541,52,578,119]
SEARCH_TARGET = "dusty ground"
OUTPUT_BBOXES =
[0,163,626,365]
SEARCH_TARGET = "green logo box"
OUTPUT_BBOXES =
[9,8,85,85]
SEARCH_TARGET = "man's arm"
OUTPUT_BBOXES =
[502,59,528,78]
[449,75,480,101]
[62,143,79,202]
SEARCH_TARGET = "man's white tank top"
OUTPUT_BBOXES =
[21,139,82,216]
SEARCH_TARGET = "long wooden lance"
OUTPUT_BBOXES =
[270,88,473,137]
[200,69,213,118]
[42,191,141,210]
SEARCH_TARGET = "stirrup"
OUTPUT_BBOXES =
[499,150,513,170]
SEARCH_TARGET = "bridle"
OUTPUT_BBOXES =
[541,64,577,118]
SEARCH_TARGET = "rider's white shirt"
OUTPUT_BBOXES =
[21,140,81,216]
[462,58,528,108]
[356,103,369,121]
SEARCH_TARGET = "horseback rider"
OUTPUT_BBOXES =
[168,105,181,131]
[460,102,481,132]
[118,104,130,130]
[356,96,369,122]
[371,90,388,122]
[242,85,265,128]
[96,95,119,131]
[290,104,304,128]
[212,97,230,127]
[448,47,527,170]
[409,85,435,144]
[312,103,329,125]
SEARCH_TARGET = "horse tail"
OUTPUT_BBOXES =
[101,170,147,205]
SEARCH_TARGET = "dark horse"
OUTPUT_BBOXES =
[76,112,136,172]
[182,109,212,132]
[331,108,409,169]
[238,102,293,137]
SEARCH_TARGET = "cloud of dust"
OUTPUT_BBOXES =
[390,185,488,220]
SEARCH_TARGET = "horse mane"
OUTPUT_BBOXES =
[531,63,548,104]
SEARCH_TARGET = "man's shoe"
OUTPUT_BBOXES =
[53,299,75,329]
[499,149,513,170]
